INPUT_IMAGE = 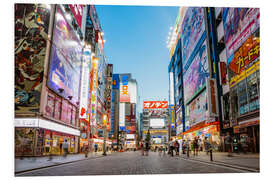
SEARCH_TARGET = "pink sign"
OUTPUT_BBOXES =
[69,5,84,29]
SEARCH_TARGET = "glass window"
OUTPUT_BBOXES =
[238,80,249,115]
[230,87,238,120]
[247,72,259,112]
[223,93,230,121]
[54,96,61,120]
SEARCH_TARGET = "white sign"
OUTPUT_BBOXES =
[119,103,125,128]
[79,49,91,119]
[150,118,165,128]
[126,134,135,139]
[15,118,39,127]
[169,72,175,105]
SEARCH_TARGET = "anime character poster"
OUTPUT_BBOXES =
[222,8,259,63]
[47,6,82,105]
[15,4,51,113]
[183,40,209,104]
[181,7,205,68]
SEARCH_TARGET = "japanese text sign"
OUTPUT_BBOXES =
[143,101,168,109]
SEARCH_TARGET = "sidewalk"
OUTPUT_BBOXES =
[15,151,114,173]
[179,151,259,171]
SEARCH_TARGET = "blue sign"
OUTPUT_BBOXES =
[112,74,120,89]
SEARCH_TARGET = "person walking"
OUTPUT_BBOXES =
[94,144,98,154]
[169,138,174,157]
[204,137,211,155]
[182,140,186,154]
[175,140,180,156]
[225,132,233,156]
[63,139,69,158]
[140,140,144,156]
[193,137,199,156]
[145,141,149,156]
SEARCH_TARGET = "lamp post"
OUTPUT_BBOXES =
[103,114,107,156]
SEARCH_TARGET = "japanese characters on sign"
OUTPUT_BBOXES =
[143,101,168,109]
[120,75,130,103]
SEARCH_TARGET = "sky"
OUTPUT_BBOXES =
[95,5,179,110]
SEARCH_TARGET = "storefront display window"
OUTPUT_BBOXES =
[15,128,35,156]
[238,80,249,115]
[247,72,259,112]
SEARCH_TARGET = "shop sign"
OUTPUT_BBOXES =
[206,78,219,117]
[239,119,259,128]
[143,101,168,109]
[90,57,99,125]
[112,74,120,89]
[15,118,39,127]
[120,75,130,102]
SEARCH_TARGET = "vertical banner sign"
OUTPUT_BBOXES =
[169,72,175,105]
[79,49,91,119]
[90,57,99,125]
[120,75,130,102]
[170,105,175,128]
[69,5,84,30]
[112,74,120,89]
[206,78,219,118]
[119,103,125,131]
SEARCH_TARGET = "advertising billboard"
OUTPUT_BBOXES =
[150,118,165,128]
[48,6,82,105]
[119,103,125,130]
[120,75,130,102]
[112,74,120,89]
[143,101,168,109]
[89,5,101,31]
[89,56,99,125]
[187,90,208,127]
[228,31,260,87]
[69,5,84,29]
[222,8,259,62]
[126,134,135,139]
[169,72,175,105]
[79,49,91,119]
[181,7,205,68]
[183,40,209,104]
[206,78,219,118]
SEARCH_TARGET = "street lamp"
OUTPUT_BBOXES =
[103,114,107,156]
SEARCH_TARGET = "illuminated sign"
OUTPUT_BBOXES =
[206,78,218,117]
[120,75,130,102]
[119,103,125,130]
[143,101,168,109]
[79,49,91,119]
[170,105,174,128]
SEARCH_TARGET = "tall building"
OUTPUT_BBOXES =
[15,4,86,156]
[168,7,260,152]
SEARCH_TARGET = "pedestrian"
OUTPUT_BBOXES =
[193,137,199,156]
[145,141,150,156]
[204,137,211,155]
[182,140,186,154]
[59,142,63,155]
[140,140,144,156]
[169,138,174,157]
[63,139,69,157]
[94,144,98,154]
[158,146,163,156]
[84,144,88,158]
[175,140,180,156]
[224,132,232,157]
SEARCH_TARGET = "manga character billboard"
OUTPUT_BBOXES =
[47,6,82,105]
[181,7,205,69]
[15,4,51,113]
[183,40,209,104]
[222,8,259,63]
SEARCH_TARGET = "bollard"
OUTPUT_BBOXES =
[210,149,213,161]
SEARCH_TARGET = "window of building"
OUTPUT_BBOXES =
[223,93,230,121]
[230,87,238,120]
[54,96,62,120]
[247,72,259,112]
[238,80,249,115]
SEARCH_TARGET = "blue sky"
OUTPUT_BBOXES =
[96,5,179,110]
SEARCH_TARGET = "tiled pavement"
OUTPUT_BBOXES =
[15,151,259,176]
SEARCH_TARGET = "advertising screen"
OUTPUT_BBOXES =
[126,134,135,139]
[150,118,165,128]
[120,75,130,102]
[187,90,208,126]
[183,40,209,103]
[48,6,82,105]
[222,8,259,61]
[228,31,260,87]
[181,7,205,68]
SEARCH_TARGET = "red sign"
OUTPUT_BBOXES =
[143,101,168,109]
[69,5,84,29]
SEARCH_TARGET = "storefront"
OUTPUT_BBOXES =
[182,121,221,151]
[15,118,80,157]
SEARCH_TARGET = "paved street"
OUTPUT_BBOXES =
[16,151,258,176]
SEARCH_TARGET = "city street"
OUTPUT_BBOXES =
[16,151,259,176]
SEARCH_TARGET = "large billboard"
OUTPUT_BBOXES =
[228,31,260,87]
[120,75,130,102]
[181,7,205,68]
[112,74,120,89]
[143,101,168,109]
[222,8,259,62]
[48,6,82,105]
[186,90,208,127]
[183,40,209,103]
[150,118,165,128]
[69,5,84,30]
[169,72,175,105]
[15,4,51,113]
